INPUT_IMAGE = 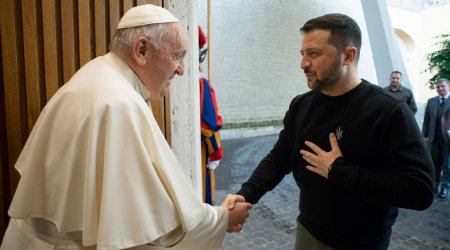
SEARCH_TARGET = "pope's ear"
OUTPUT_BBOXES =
[131,37,149,65]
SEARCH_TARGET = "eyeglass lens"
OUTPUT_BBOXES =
[199,48,207,63]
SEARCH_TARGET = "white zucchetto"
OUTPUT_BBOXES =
[117,4,179,29]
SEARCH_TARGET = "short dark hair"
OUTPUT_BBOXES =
[300,13,362,61]
[391,70,402,76]
[436,78,449,85]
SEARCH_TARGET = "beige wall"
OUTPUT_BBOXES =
[389,3,450,105]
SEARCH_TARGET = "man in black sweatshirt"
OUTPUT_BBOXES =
[236,13,434,250]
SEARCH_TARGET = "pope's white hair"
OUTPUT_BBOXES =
[109,23,175,55]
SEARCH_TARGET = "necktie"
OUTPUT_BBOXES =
[441,97,447,106]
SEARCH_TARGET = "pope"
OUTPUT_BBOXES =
[1,4,251,250]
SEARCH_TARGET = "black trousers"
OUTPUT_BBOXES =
[429,135,450,187]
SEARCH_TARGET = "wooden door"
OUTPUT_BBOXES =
[0,0,170,238]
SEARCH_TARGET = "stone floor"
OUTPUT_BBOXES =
[214,134,450,250]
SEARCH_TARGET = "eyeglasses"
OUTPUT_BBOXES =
[199,48,208,63]
[159,47,186,65]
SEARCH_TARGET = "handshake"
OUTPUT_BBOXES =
[221,194,253,233]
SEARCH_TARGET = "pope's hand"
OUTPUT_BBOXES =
[221,194,252,233]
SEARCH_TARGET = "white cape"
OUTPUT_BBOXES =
[7,53,227,249]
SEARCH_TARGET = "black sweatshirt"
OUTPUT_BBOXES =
[237,80,434,250]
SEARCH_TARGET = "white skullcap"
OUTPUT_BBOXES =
[117,4,179,29]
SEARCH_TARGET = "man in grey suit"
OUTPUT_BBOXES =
[423,78,450,199]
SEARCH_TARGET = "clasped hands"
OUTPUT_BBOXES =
[221,194,252,233]
[299,133,342,179]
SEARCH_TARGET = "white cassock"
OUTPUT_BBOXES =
[1,52,228,250]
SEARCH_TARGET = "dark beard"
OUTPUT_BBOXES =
[316,56,343,91]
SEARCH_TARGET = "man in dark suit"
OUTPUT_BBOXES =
[423,78,450,199]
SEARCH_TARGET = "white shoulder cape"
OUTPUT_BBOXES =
[8,53,226,249]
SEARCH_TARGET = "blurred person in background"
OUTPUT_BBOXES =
[423,78,450,199]
[199,26,224,205]
[384,70,417,114]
